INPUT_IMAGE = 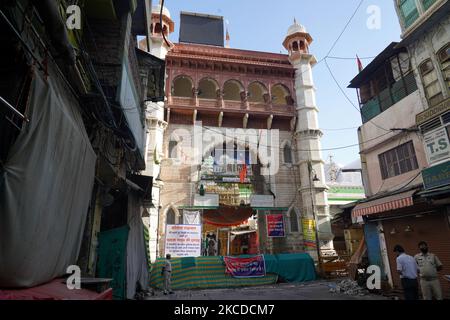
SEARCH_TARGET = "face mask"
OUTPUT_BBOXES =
[420,248,428,254]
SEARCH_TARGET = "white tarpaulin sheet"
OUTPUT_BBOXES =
[126,192,149,299]
[0,67,97,287]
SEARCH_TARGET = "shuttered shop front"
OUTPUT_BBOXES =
[381,211,450,298]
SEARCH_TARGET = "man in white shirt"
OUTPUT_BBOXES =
[394,245,418,300]
[415,241,443,300]
[161,254,174,295]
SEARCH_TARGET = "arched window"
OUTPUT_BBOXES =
[223,80,243,101]
[398,0,419,28]
[292,41,299,52]
[422,0,437,11]
[300,41,306,52]
[420,59,443,106]
[289,209,299,233]
[283,144,293,164]
[168,140,178,159]
[154,23,162,34]
[198,78,218,99]
[248,82,268,103]
[173,76,193,97]
[162,25,168,35]
[272,84,291,105]
[166,208,175,225]
[437,43,450,93]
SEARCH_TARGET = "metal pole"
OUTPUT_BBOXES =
[0,96,29,122]
[308,161,322,272]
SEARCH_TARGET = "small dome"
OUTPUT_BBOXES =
[152,4,171,19]
[287,21,307,36]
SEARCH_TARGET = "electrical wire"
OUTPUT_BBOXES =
[325,0,365,58]
[160,0,171,48]
[324,58,391,132]
[201,125,392,152]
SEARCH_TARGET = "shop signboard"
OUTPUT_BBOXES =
[422,160,450,190]
[183,211,201,225]
[251,195,274,208]
[164,224,202,257]
[266,214,285,237]
[302,219,317,248]
[193,194,219,207]
[423,126,450,165]
[223,255,266,278]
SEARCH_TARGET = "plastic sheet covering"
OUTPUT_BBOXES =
[0,66,96,287]
[126,192,149,299]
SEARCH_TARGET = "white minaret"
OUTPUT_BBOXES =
[141,2,173,262]
[283,20,333,262]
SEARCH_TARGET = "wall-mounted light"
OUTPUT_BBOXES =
[404,225,413,233]
[390,228,397,235]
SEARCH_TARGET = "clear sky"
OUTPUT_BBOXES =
[163,0,402,166]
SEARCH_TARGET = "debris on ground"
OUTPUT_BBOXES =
[327,279,369,296]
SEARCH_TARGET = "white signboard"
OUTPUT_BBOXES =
[183,210,201,225]
[194,194,219,207]
[164,224,202,257]
[250,195,274,208]
[423,126,450,165]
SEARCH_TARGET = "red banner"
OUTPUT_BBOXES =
[223,255,266,278]
[266,214,285,237]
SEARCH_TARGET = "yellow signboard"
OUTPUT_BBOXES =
[302,219,316,248]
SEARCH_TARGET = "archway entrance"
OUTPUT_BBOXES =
[195,142,265,256]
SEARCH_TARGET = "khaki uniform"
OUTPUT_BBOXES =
[162,259,172,294]
[414,252,443,300]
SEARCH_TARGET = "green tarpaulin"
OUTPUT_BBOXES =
[149,253,316,290]
[150,256,278,290]
[264,253,316,283]
[97,226,129,300]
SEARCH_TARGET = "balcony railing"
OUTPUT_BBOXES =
[360,72,418,123]
[169,96,296,116]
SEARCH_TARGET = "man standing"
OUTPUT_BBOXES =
[394,245,419,300]
[161,254,174,295]
[414,241,443,300]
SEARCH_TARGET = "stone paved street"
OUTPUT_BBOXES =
[146,280,391,300]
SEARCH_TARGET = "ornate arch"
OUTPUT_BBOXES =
[163,204,182,225]
[223,79,245,101]
[271,83,292,105]
[198,77,220,99]
[172,75,194,97]
[248,81,269,103]
[287,207,301,233]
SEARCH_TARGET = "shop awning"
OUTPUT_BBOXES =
[203,206,254,227]
[352,190,416,218]
[417,185,450,198]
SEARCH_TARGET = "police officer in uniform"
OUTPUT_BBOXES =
[415,241,443,300]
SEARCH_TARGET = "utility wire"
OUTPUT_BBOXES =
[201,125,392,152]
[324,58,391,132]
[325,0,365,57]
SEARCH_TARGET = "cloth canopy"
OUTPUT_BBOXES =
[203,206,254,227]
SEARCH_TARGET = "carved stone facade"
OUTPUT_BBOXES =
[143,4,332,260]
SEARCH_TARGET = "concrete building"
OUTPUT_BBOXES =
[139,4,333,262]
[345,0,450,296]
